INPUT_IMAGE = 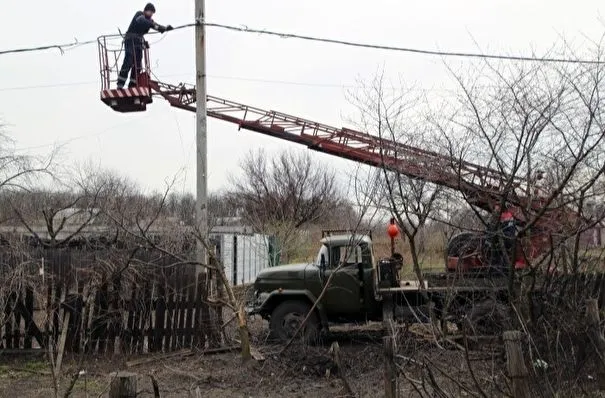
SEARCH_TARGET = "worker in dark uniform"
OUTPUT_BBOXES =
[117,3,173,89]
[392,252,404,272]
[499,206,517,273]
[485,204,516,275]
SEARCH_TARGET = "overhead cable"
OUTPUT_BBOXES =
[0,20,601,64]
[203,22,605,65]
[0,23,195,55]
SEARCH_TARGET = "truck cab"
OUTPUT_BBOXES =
[247,231,382,342]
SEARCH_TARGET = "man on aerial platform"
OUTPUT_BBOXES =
[117,3,173,89]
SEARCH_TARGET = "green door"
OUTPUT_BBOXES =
[322,244,363,316]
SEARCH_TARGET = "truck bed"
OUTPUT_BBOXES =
[377,271,511,295]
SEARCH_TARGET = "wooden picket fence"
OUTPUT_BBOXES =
[0,243,221,355]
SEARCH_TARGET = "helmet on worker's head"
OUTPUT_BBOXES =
[144,3,156,13]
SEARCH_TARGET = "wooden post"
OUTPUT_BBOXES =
[237,305,252,361]
[55,311,71,375]
[109,372,137,398]
[330,342,354,397]
[586,299,605,389]
[383,335,398,398]
[503,331,529,398]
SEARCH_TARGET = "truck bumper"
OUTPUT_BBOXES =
[245,291,270,317]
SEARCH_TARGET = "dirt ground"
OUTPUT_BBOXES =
[0,323,473,398]
[0,319,596,397]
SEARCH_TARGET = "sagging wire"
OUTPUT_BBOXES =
[0,22,196,56]
[201,21,605,65]
[1,19,603,65]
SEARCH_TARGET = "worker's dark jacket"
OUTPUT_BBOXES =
[124,11,154,40]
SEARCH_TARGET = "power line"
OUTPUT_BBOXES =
[202,22,604,65]
[0,74,356,92]
[0,23,195,56]
[0,73,501,94]
[0,73,189,92]
[0,80,95,91]
[14,113,155,152]
[0,20,601,65]
[0,38,97,55]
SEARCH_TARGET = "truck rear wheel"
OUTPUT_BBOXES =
[269,300,320,344]
[447,232,479,258]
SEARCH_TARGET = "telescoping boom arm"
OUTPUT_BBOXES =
[148,80,531,213]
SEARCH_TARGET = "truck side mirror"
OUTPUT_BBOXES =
[320,254,326,271]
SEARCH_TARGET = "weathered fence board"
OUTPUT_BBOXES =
[0,244,221,355]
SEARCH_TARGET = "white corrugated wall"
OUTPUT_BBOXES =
[211,233,270,286]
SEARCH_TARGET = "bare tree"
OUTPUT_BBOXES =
[339,37,605,394]
[0,127,55,225]
[100,176,261,355]
[396,41,605,395]
[5,165,134,247]
[0,129,54,191]
[437,49,605,285]
[346,72,450,283]
[229,148,342,263]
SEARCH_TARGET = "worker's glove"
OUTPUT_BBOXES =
[157,25,167,33]
[166,25,174,31]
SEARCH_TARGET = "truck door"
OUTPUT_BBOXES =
[322,244,363,316]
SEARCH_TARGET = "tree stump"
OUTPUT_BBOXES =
[109,372,137,398]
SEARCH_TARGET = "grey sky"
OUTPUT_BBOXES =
[1,1,603,194]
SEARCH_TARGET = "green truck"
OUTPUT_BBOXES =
[246,230,510,342]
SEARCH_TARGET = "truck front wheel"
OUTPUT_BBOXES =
[269,300,320,344]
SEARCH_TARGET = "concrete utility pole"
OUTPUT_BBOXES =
[195,0,208,273]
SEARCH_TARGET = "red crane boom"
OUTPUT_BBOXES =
[147,80,528,212]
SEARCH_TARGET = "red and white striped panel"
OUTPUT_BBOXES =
[101,87,151,99]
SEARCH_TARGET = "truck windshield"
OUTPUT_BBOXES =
[329,243,371,267]
[316,242,372,268]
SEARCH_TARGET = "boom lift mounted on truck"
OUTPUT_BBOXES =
[97,35,588,338]
[97,35,575,275]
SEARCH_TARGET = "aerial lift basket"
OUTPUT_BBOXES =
[97,35,153,113]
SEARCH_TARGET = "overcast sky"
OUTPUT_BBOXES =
[1,1,604,195]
